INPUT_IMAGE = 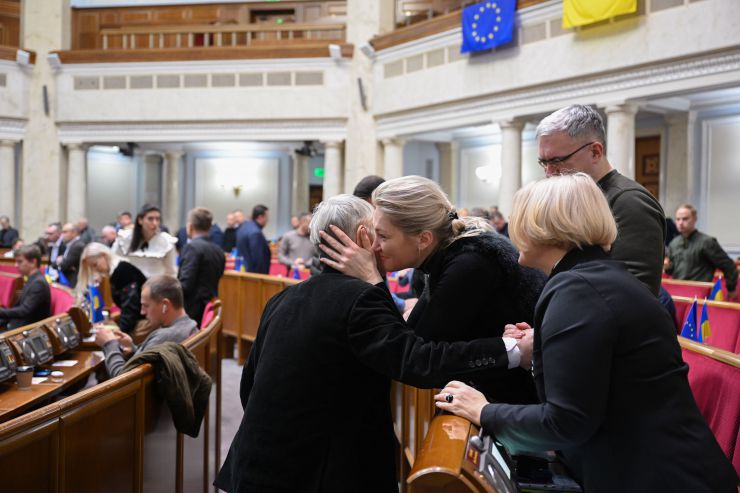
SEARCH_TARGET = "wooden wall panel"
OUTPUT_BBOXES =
[0,420,59,493]
[0,0,20,47]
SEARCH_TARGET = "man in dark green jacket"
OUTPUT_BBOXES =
[666,203,737,299]
[536,105,665,296]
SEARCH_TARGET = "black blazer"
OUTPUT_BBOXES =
[480,247,738,492]
[109,261,147,334]
[215,268,510,493]
[0,271,51,330]
[178,236,226,325]
[60,239,85,288]
[408,233,546,403]
[235,221,271,274]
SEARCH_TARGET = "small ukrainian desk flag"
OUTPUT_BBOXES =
[461,0,515,54]
[699,301,712,342]
[709,277,723,301]
[680,299,701,342]
[87,284,105,324]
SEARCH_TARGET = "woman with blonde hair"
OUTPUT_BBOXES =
[77,242,147,335]
[434,173,737,492]
[320,175,546,403]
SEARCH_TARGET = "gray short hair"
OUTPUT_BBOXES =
[310,194,374,246]
[535,104,606,150]
[143,275,184,309]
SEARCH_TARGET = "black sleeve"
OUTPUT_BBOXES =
[60,243,82,279]
[0,278,48,320]
[177,244,198,297]
[347,283,509,389]
[702,238,738,292]
[116,282,143,333]
[479,273,615,452]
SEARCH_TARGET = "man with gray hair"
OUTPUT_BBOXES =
[217,194,528,493]
[536,104,665,295]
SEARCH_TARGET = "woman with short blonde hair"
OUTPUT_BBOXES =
[435,173,737,493]
[321,175,547,404]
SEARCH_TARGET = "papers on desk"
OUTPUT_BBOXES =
[52,360,79,367]
[82,334,96,343]
[31,377,47,385]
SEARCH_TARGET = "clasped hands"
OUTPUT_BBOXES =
[94,324,135,356]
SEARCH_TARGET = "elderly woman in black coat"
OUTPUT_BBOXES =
[434,173,738,492]
[320,175,546,404]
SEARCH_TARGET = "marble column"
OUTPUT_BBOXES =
[605,104,638,179]
[664,112,696,217]
[322,141,344,200]
[436,141,459,204]
[65,143,87,223]
[0,140,16,221]
[382,138,405,180]
[292,152,310,215]
[162,151,183,231]
[499,120,525,216]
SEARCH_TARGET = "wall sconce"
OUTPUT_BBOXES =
[475,165,498,183]
[232,185,243,197]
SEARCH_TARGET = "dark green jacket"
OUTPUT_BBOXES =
[598,170,666,296]
[667,230,738,292]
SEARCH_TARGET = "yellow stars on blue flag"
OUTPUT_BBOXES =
[461,0,515,54]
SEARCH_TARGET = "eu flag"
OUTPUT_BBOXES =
[680,299,701,342]
[461,0,516,54]
[87,284,105,323]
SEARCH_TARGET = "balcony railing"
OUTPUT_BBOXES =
[99,22,346,51]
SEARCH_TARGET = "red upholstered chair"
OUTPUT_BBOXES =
[0,272,22,308]
[201,298,222,330]
[662,279,713,299]
[0,264,18,274]
[701,301,740,354]
[50,284,76,316]
[680,338,740,473]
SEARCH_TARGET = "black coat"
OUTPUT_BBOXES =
[480,247,738,493]
[236,221,271,274]
[59,239,85,288]
[178,236,226,325]
[0,271,50,330]
[216,268,510,493]
[408,233,546,403]
[223,226,237,253]
[0,227,18,248]
[110,261,147,334]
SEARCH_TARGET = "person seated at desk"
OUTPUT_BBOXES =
[0,215,19,248]
[434,173,738,493]
[77,242,147,336]
[215,195,532,493]
[0,245,50,331]
[94,275,197,378]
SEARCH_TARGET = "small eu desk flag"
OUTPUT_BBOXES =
[680,299,701,342]
[709,277,723,301]
[461,0,515,54]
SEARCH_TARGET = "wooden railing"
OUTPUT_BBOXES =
[100,22,346,50]
[0,301,223,493]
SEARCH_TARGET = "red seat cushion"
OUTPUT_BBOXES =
[50,285,75,315]
[0,275,18,307]
[682,347,740,473]
[701,304,740,354]
[663,281,712,300]
[201,301,215,329]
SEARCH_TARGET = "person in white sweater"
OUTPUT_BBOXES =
[113,203,177,278]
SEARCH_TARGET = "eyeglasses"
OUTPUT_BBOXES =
[538,141,596,168]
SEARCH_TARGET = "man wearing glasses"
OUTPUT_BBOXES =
[535,105,665,296]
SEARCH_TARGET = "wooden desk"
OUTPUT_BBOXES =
[0,349,104,423]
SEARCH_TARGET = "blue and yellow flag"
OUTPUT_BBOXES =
[87,284,105,323]
[680,299,701,342]
[563,0,637,29]
[699,301,711,342]
[461,0,515,54]
[234,256,246,273]
[709,277,723,301]
[292,266,301,280]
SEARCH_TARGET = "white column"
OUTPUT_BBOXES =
[382,138,405,180]
[0,140,16,221]
[162,151,183,231]
[499,120,525,216]
[292,152,310,215]
[605,104,638,179]
[664,112,696,216]
[66,143,87,222]
[322,141,343,200]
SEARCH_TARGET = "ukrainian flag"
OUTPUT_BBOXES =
[709,277,723,301]
[680,299,701,342]
[87,284,105,323]
[699,301,711,342]
[563,0,637,29]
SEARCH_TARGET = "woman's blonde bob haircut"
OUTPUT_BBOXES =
[75,242,121,293]
[509,173,617,253]
[372,175,491,247]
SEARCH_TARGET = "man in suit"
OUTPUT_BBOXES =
[57,223,85,287]
[178,207,226,325]
[235,205,271,274]
[536,104,666,296]
[215,195,531,493]
[222,209,243,253]
[45,222,65,264]
[0,216,19,248]
[0,245,50,331]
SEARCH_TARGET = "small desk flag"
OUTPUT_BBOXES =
[563,0,637,29]
[680,299,701,342]
[87,284,105,324]
[709,278,723,301]
[699,301,711,342]
[461,0,516,54]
